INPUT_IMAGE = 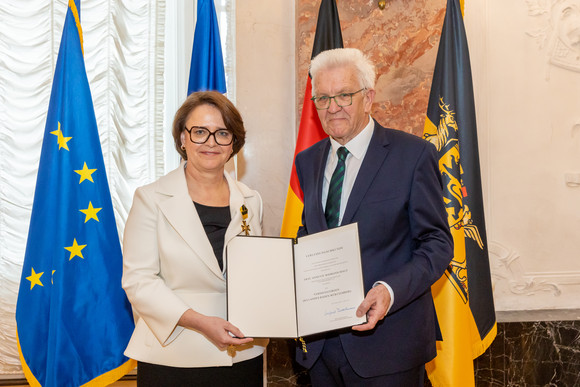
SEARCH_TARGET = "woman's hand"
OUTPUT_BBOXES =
[178,309,253,350]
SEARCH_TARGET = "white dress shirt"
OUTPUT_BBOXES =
[322,117,374,224]
[321,116,395,313]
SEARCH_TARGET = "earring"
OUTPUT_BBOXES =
[181,144,185,150]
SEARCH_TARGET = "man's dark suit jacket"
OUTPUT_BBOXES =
[295,121,453,378]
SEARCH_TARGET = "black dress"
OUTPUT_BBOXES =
[137,203,263,387]
[194,202,231,270]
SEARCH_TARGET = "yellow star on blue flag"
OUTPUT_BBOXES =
[50,122,72,151]
[74,162,97,183]
[64,238,87,260]
[25,268,44,290]
[15,1,136,386]
[80,201,102,223]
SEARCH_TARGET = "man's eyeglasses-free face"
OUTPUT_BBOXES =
[184,126,234,146]
[311,88,366,110]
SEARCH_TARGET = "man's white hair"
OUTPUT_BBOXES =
[309,48,376,96]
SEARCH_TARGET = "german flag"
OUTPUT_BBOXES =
[423,0,497,385]
[280,0,343,238]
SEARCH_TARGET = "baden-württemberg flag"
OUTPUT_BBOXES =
[15,1,136,386]
[422,0,497,386]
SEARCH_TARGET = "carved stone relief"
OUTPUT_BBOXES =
[489,241,562,298]
[526,0,580,73]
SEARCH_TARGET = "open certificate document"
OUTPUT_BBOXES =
[226,223,366,338]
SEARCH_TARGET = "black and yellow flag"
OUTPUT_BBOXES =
[423,0,497,385]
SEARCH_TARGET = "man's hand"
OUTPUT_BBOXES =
[352,285,391,331]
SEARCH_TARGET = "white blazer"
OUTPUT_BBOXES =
[122,161,267,367]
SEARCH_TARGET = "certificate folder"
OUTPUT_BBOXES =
[226,223,366,338]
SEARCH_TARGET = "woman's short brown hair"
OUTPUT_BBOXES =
[172,91,246,160]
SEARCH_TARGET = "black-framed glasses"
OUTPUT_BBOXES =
[185,126,234,146]
[311,88,366,110]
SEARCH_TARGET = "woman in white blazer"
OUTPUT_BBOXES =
[122,91,268,386]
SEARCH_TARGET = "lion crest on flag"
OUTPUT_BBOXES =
[423,97,485,303]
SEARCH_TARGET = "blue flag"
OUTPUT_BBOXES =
[187,0,227,94]
[15,2,136,386]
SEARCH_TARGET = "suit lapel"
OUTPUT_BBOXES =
[313,140,332,231]
[342,122,390,225]
[157,162,224,280]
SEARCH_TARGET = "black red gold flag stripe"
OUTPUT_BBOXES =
[280,0,343,238]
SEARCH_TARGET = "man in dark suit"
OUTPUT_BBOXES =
[294,47,453,386]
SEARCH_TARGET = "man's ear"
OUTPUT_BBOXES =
[364,88,376,113]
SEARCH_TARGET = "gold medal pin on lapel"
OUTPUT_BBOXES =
[240,205,250,236]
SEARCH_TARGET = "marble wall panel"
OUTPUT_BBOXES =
[473,320,580,387]
[267,339,310,387]
[296,0,446,137]
[267,320,580,386]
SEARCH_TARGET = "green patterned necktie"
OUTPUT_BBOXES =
[325,146,349,228]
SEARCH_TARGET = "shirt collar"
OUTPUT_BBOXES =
[329,115,374,160]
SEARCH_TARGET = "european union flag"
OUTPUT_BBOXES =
[187,0,227,94]
[15,2,135,386]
